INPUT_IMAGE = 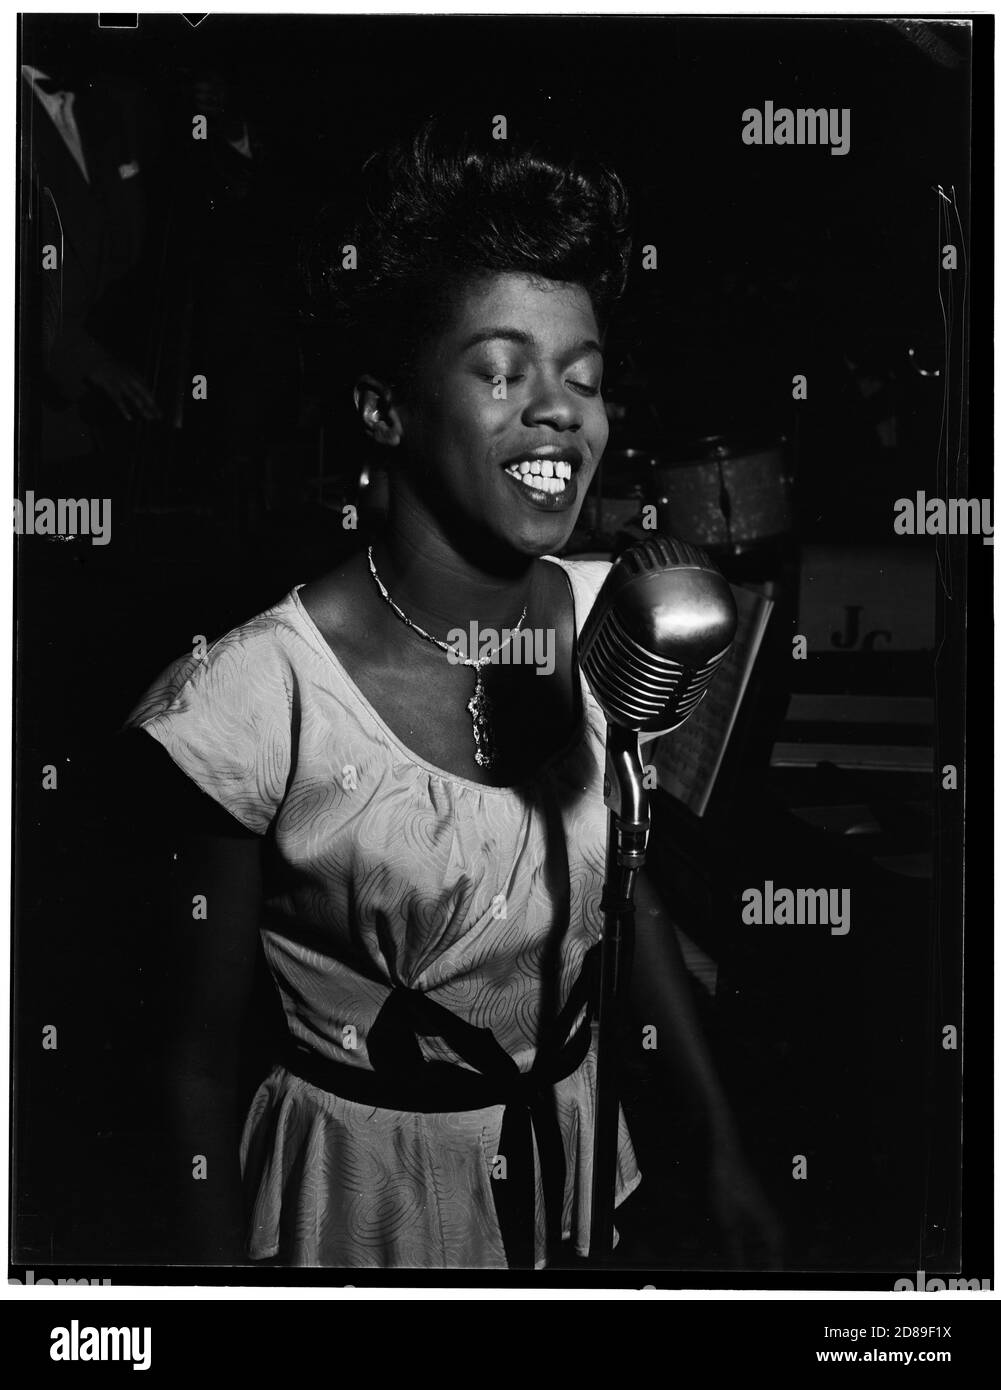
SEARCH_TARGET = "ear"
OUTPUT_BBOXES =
[354,375,404,449]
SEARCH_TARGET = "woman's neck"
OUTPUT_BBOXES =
[372,502,537,633]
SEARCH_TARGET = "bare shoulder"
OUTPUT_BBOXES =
[298,550,376,648]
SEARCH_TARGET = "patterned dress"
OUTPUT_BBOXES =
[126,556,643,1269]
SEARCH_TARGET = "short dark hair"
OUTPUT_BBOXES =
[302,118,631,385]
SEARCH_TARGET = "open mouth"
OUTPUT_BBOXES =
[502,456,576,496]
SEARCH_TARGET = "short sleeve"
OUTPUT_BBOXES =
[124,619,295,836]
[568,559,614,621]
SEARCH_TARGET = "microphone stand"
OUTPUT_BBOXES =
[589,722,650,1264]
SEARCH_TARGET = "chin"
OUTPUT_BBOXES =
[506,514,580,558]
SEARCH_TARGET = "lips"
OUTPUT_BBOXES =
[501,465,580,512]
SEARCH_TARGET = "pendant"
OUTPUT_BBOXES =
[467,667,497,769]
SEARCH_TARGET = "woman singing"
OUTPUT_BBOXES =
[125,121,778,1270]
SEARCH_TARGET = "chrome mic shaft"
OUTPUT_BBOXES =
[584,537,738,1265]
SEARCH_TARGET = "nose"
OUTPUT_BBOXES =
[522,370,583,432]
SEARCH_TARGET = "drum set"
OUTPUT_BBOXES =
[576,434,795,559]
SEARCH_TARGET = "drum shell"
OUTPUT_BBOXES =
[656,439,792,549]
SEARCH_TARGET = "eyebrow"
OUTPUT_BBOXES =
[460,328,604,358]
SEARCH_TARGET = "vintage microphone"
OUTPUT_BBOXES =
[578,535,739,1262]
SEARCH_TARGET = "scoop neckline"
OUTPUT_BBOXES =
[284,556,597,797]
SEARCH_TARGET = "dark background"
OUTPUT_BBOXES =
[12,12,990,1286]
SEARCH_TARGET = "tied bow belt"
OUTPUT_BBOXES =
[280,943,600,1269]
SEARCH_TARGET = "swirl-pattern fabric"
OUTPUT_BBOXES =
[127,557,643,1268]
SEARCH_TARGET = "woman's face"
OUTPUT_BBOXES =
[392,271,609,558]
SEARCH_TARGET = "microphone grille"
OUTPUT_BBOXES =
[582,608,730,730]
[579,535,738,733]
[617,534,710,575]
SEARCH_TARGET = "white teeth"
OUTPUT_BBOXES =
[506,458,576,478]
[504,464,567,495]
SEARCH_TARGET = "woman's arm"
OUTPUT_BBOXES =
[628,864,782,1265]
[122,729,264,1264]
[628,865,737,1146]
[158,824,262,1264]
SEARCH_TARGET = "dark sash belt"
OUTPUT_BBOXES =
[279,943,600,1270]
